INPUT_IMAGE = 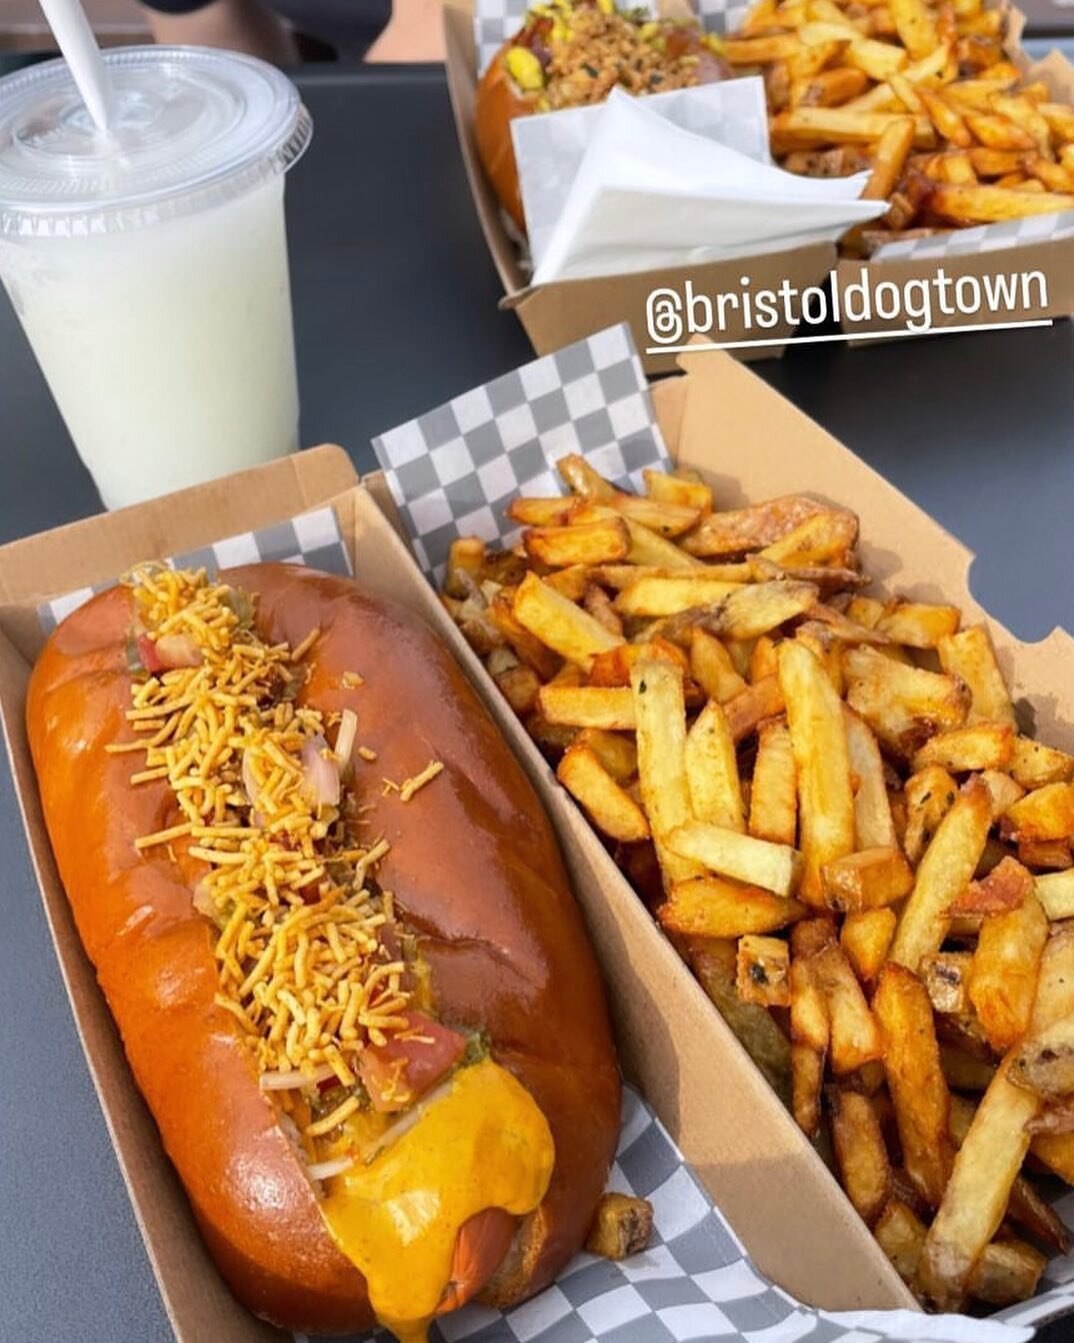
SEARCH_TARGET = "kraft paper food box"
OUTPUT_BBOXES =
[445,0,1074,362]
[6,334,1074,1337]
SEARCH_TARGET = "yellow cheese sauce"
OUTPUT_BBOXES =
[320,1059,555,1343]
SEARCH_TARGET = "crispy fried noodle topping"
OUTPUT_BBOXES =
[110,568,439,1112]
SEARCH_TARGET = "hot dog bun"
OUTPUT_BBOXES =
[475,0,729,232]
[27,564,621,1335]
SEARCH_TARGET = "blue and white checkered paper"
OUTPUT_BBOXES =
[371,321,1074,1341]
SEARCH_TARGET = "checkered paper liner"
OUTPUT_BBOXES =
[371,320,1074,1340]
[372,325,668,585]
[35,505,352,632]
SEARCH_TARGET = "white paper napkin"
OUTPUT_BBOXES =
[517,84,889,284]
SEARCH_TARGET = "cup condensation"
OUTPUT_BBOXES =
[0,48,312,509]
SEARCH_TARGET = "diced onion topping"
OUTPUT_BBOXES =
[335,708,358,770]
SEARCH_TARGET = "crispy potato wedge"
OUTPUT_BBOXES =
[876,599,961,648]
[830,1088,892,1225]
[668,820,800,896]
[588,639,687,687]
[1009,736,1074,789]
[585,1193,654,1260]
[575,727,636,783]
[512,572,622,669]
[780,641,856,905]
[1035,867,1074,920]
[700,580,819,641]
[912,722,1014,773]
[523,518,630,568]
[538,685,636,731]
[758,509,860,566]
[845,645,970,756]
[903,764,959,865]
[892,778,993,972]
[505,496,573,527]
[643,468,714,514]
[952,854,1032,916]
[750,718,798,846]
[821,846,915,912]
[681,494,830,558]
[812,943,883,1074]
[736,933,792,1007]
[968,887,1048,1052]
[557,745,650,844]
[685,700,745,832]
[874,963,954,1208]
[689,628,748,703]
[1004,781,1074,842]
[840,907,896,983]
[724,674,787,743]
[614,574,744,618]
[659,877,805,938]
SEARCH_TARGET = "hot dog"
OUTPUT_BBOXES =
[27,562,621,1340]
[475,0,730,232]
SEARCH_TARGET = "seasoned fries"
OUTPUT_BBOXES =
[727,0,1074,245]
[439,456,1074,1311]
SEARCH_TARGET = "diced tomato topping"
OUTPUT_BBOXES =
[358,1012,468,1113]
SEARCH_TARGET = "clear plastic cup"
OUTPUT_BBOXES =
[0,47,312,509]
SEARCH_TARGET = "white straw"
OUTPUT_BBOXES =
[37,0,115,133]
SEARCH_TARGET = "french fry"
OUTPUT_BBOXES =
[821,846,914,912]
[682,494,830,558]
[667,820,800,896]
[931,181,1074,222]
[918,1056,1040,1309]
[951,854,1032,915]
[873,600,960,649]
[486,593,562,679]
[492,662,542,716]
[891,777,992,972]
[758,508,859,566]
[1003,781,1074,842]
[920,950,974,1015]
[643,468,713,514]
[889,0,938,58]
[1010,1017,1074,1099]
[621,516,706,569]
[1009,736,1074,788]
[978,768,1025,820]
[724,674,787,743]
[556,453,615,499]
[830,1088,892,1225]
[780,641,856,905]
[812,942,883,1073]
[968,887,1048,1052]
[575,727,636,783]
[749,634,779,685]
[750,719,798,846]
[689,628,748,703]
[614,573,744,618]
[736,933,792,1007]
[444,537,486,599]
[582,583,624,637]
[631,659,700,886]
[1035,867,1074,920]
[506,496,573,527]
[967,146,1027,177]
[774,106,924,145]
[557,745,650,844]
[902,764,958,865]
[603,493,702,538]
[843,707,898,849]
[1026,1098,1074,1135]
[874,963,954,1208]
[1020,838,1072,870]
[696,579,819,641]
[862,115,917,202]
[537,685,636,731]
[840,907,896,982]
[585,1193,654,1260]
[685,700,745,832]
[589,640,687,687]
[512,573,622,669]
[845,645,970,756]
[544,565,590,602]
[911,722,1014,773]
[722,33,803,63]
[792,1042,826,1137]
[659,877,805,938]
[522,518,629,567]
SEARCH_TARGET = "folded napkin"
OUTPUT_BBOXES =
[515,83,889,284]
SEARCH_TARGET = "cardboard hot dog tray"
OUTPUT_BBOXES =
[443,0,1074,370]
[2,325,1074,1341]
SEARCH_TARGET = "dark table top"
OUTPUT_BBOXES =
[1,62,1073,1343]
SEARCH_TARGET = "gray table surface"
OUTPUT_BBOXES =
[2,62,1073,1343]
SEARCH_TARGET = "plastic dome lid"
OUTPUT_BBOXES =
[0,45,312,238]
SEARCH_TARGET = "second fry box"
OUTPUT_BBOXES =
[446,0,1074,356]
